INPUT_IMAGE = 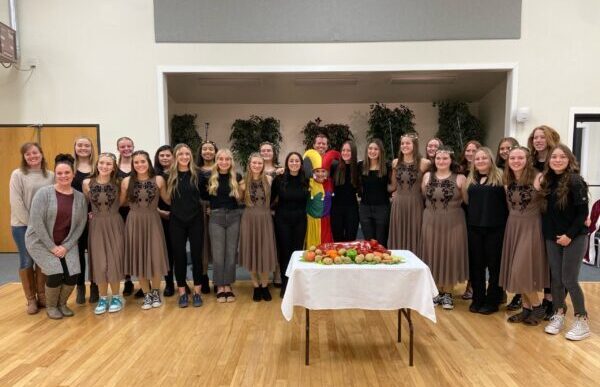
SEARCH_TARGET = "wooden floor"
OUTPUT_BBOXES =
[0,282,599,387]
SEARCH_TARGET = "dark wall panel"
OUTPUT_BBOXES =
[154,0,521,43]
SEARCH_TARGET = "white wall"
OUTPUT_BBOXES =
[171,102,450,161]
[1,0,599,154]
[478,78,507,152]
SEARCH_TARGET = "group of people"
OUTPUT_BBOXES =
[9,125,591,341]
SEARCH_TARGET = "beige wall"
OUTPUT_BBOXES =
[478,78,507,152]
[1,0,599,155]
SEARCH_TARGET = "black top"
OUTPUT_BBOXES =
[358,161,390,205]
[332,162,358,207]
[542,174,589,240]
[271,173,309,214]
[533,159,546,173]
[466,180,508,228]
[117,168,131,220]
[117,168,130,181]
[157,171,171,213]
[170,171,207,222]
[71,169,91,192]
[209,172,242,210]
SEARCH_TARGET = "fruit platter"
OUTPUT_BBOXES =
[301,240,406,265]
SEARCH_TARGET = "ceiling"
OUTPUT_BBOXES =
[166,70,507,104]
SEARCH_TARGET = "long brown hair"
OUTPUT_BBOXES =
[126,150,155,202]
[243,153,271,207]
[527,125,560,160]
[459,140,482,174]
[495,137,519,168]
[397,132,422,167]
[334,140,358,188]
[89,152,118,186]
[362,138,387,177]
[503,146,537,186]
[167,144,201,197]
[541,143,587,211]
[19,142,49,177]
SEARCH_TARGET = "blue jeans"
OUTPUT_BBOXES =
[12,226,34,269]
[209,208,242,287]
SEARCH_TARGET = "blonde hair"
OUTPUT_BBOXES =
[74,136,96,173]
[167,144,200,197]
[243,153,271,207]
[466,147,503,188]
[208,149,241,200]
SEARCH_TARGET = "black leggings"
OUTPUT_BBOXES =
[47,259,78,288]
[275,211,307,288]
[77,226,88,286]
[468,225,505,305]
[331,203,359,242]
[162,218,175,284]
[170,215,204,288]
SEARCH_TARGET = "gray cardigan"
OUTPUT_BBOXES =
[25,186,88,276]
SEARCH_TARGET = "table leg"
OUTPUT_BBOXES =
[305,308,310,366]
[397,309,401,342]
[400,309,414,366]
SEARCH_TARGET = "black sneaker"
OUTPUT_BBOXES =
[542,299,554,321]
[253,286,262,302]
[134,288,145,299]
[469,302,482,313]
[76,285,86,305]
[123,280,134,296]
[478,304,499,315]
[261,286,272,302]
[506,294,522,310]
[200,275,210,294]
[163,282,175,297]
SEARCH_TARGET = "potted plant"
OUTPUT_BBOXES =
[367,102,416,161]
[433,101,486,155]
[229,115,282,168]
[170,114,202,156]
[301,117,354,151]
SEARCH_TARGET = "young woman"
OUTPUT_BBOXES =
[120,151,170,310]
[82,153,126,314]
[197,141,218,294]
[271,152,309,297]
[25,154,88,319]
[115,136,136,296]
[154,145,177,297]
[495,137,519,169]
[421,148,468,310]
[259,141,282,288]
[388,133,431,252]
[10,143,54,314]
[239,153,278,302]
[207,149,243,303]
[331,141,360,242]
[167,144,207,308]
[499,146,549,325]
[72,136,97,305]
[527,125,561,317]
[425,137,443,162]
[528,125,561,172]
[458,140,482,300]
[464,147,508,314]
[542,144,590,340]
[358,139,392,246]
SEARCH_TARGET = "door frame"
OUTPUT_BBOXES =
[156,63,519,145]
[0,124,101,151]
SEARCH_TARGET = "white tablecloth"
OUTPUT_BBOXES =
[281,250,438,323]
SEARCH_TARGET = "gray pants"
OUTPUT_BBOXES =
[209,208,242,287]
[545,235,588,316]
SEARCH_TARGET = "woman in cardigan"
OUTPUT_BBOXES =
[10,142,54,314]
[25,154,88,320]
[542,144,590,340]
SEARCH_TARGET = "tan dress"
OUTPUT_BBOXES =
[499,182,549,293]
[388,162,424,252]
[239,179,277,273]
[87,180,125,283]
[124,177,169,278]
[420,173,468,287]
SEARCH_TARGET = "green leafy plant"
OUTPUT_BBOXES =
[301,117,354,151]
[170,114,202,156]
[433,101,486,155]
[367,103,416,161]
[229,115,282,168]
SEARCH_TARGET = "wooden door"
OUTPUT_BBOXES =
[0,125,99,252]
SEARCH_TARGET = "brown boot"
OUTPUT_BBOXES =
[58,285,75,317]
[34,265,47,308]
[45,285,63,319]
[19,268,38,315]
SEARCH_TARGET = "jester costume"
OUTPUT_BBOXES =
[303,149,340,248]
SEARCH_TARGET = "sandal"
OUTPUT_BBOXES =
[507,308,531,323]
[216,292,227,303]
[226,291,236,303]
[523,305,546,326]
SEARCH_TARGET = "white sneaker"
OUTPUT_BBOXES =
[151,289,162,308]
[441,293,454,310]
[544,313,565,335]
[565,315,591,341]
[433,294,442,306]
[141,293,153,310]
[108,295,125,313]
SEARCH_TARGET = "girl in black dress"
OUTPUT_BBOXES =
[331,141,360,242]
